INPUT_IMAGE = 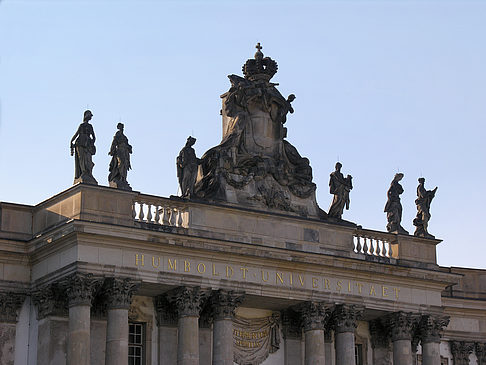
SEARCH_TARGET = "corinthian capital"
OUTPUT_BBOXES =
[331,304,363,333]
[385,311,418,341]
[475,343,486,365]
[210,289,244,320]
[103,277,140,310]
[418,314,450,343]
[451,341,474,365]
[294,301,328,332]
[58,273,102,307]
[153,294,177,327]
[281,309,302,340]
[166,286,206,317]
[0,292,25,323]
[369,318,390,349]
[32,284,68,319]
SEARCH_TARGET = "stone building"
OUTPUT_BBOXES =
[0,46,485,365]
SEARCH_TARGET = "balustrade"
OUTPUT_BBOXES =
[353,230,396,259]
[132,195,189,228]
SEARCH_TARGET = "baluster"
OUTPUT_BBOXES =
[356,236,362,253]
[132,202,137,219]
[169,208,177,226]
[146,204,153,222]
[386,241,392,258]
[377,239,383,256]
[372,238,378,255]
[162,207,169,225]
[138,203,144,221]
[177,209,184,227]
[154,205,160,224]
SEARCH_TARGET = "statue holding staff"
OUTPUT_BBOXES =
[108,122,133,191]
[384,173,408,234]
[413,177,437,238]
[70,110,97,185]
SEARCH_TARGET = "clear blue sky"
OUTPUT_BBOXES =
[1,1,485,269]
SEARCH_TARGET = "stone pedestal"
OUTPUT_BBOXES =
[154,295,178,365]
[419,315,450,365]
[332,305,362,365]
[296,301,328,365]
[282,309,303,365]
[210,290,244,365]
[103,278,139,365]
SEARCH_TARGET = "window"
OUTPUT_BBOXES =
[355,344,363,365]
[129,322,145,365]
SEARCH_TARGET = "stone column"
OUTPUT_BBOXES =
[104,278,139,365]
[324,329,334,365]
[58,273,101,365]
[296,301,328,365]
[387,311,416,365]
[167,286,206,365]
[0,292,25,365]
[154,294,178,365]
[199,309,213,365]
[332,304,362,365]
[476,343,486,365]
[282,309,303,365]
[419,315,450,365]
[210,290,244,365]
[450,341,474,365]
[370,319,391,365]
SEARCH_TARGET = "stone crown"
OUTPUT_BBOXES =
[242,43,278,82]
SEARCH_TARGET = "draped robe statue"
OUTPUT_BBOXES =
[70,110,97,185]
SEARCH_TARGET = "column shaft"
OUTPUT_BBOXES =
[422,341,441,365]
[305,329,325,365]
[335,331,356,365]
[393,339,412,365]
[159,326,178,365]
[67,305,90,365]
[213,318,233,365]
[106,308,129,365]
[177,316,199,365]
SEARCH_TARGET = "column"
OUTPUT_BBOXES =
[60,273,101,365]
[332,304,362,365]
[419,315,450,365]
[450,341,474,365]
[296,301,328,365]
[476,343,486,365]
[210,290,244,365]
[167,286,205,365]
[199,310,213,365]
[324,329,334,365]
[0,292,25,365]
[281,309,303,365]
[104,278,139,365]
[387,311,416,365]
[369,319,392,365]
[154,295,178,365]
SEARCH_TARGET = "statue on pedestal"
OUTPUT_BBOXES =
[384,173,408,234]
[328,162,353,219]
[177,136,200,198]
[108,123,133,191]
[413,178,437,238]
[70,110,98,185]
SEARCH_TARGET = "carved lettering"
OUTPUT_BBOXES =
[276,272,284,285]
[135,254,144,266]
[168,258,177,271]
[152,256,160,268]
[212,264,219,276]
[184,260,191,272]
[197,263,206,274]
[298,274,305,286]
[240,268,248,279]
[226,266,234,278]
[312,277,318,288]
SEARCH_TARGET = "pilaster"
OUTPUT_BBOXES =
[450,341,474,365]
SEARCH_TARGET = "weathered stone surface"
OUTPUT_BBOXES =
[0,324,15,365]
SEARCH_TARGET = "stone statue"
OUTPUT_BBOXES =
[384,173,408,234]
[413,178,437,238]
[177,136,200,198]
[108,123,133,191]
[70,110,97,185]
[193,44,323,218]
[328,162,353,219]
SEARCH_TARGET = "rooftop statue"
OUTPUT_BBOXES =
[70,110,98,185]
[177,136,200,199]
[328,162,353,219]
[193,44,323,218]
[384,173,408,234]
[108,122,132,191]
[413,177,437,238]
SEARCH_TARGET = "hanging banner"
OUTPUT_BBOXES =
[233,314,280,365]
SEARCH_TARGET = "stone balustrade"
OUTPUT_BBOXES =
[133,194,189,228]
[353,229,397,259]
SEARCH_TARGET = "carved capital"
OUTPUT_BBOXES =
[369,319,390,349]
[451,341,474,365]
[58,273,102,307]
[0,292,25,323]
[32,284,68,319]
[476,343,486,365]
[281,309,302,340]
[385,311,418,341]
[153,294,177,327]
[294,301,328,332]
[418,315,450,344]
[210,289,244,321]
[166,286,206,317]
[331,304,363,334]
[103,278,139,310]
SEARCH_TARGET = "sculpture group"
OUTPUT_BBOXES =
[69,44,439,239]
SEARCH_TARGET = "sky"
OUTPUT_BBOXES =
[1,1,485,269]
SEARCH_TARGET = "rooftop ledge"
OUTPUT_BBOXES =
[0,183,441,269]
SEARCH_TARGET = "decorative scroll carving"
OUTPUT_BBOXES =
[58,273,102,307]
[0,293,25,323]
[369,318,390,349]
[102,278,139,310]
[294,301,328,332]
[31,284,68,319]
[418,314,450,343]
[331,304,363,333]
[210,289,245,321]
[385,311,418,341]
[281,309,302,340]
[450,341,474,365]
[166,286,206,317]
[476,343,486,365]
[153,294,177,327]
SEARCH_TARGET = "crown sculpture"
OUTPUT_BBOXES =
[192,43,324,218]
